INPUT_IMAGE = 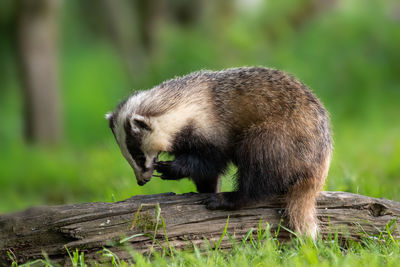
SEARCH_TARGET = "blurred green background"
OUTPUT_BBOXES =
[0,0,399,213]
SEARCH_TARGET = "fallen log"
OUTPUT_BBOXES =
[1,191,399,265]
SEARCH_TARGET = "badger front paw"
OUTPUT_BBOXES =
[154,161,171,174]
[154,161,186,180]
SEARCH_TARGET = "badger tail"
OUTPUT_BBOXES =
[285,157,330,240]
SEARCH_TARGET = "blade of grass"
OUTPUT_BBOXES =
[215,216,229,250]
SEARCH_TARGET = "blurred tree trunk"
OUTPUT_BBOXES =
[17,0,62,144]
[99,0,146,79]
[213,0,235,27]
[136,0,166,55]
[168,0,205,26]
[98,0,167,77]
[289,0,337,31]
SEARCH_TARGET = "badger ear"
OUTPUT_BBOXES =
[132,114,151,131]
[105,112,115,129]
[105,112,113,121]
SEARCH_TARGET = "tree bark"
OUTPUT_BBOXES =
[17,0,62,144]
[1,191,399,265]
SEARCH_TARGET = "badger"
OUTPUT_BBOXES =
[106,67,332,238]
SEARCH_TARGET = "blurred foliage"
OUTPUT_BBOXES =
[0,0,399,212]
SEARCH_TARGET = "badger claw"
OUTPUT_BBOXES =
[153,161,185,180]
[154,161,170,172]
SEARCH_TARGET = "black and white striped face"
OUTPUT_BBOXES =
[106,112,158,186]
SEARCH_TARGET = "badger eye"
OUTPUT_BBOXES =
[137,154,146,163]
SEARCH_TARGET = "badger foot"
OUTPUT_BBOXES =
[204,193,237,210]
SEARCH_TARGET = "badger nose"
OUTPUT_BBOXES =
[137,178,151,186]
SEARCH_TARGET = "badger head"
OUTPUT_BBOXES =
[106,111,159,186]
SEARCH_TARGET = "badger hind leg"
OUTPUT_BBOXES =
[205,123,331,240]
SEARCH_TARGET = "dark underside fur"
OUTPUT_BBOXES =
[154,124,229,193]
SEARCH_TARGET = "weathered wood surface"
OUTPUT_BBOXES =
[1,191,399,265]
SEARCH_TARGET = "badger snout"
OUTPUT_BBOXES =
[135,166,155,186]
[137,180,148,186]
[136,175,151,186]
[133,152,161,186]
